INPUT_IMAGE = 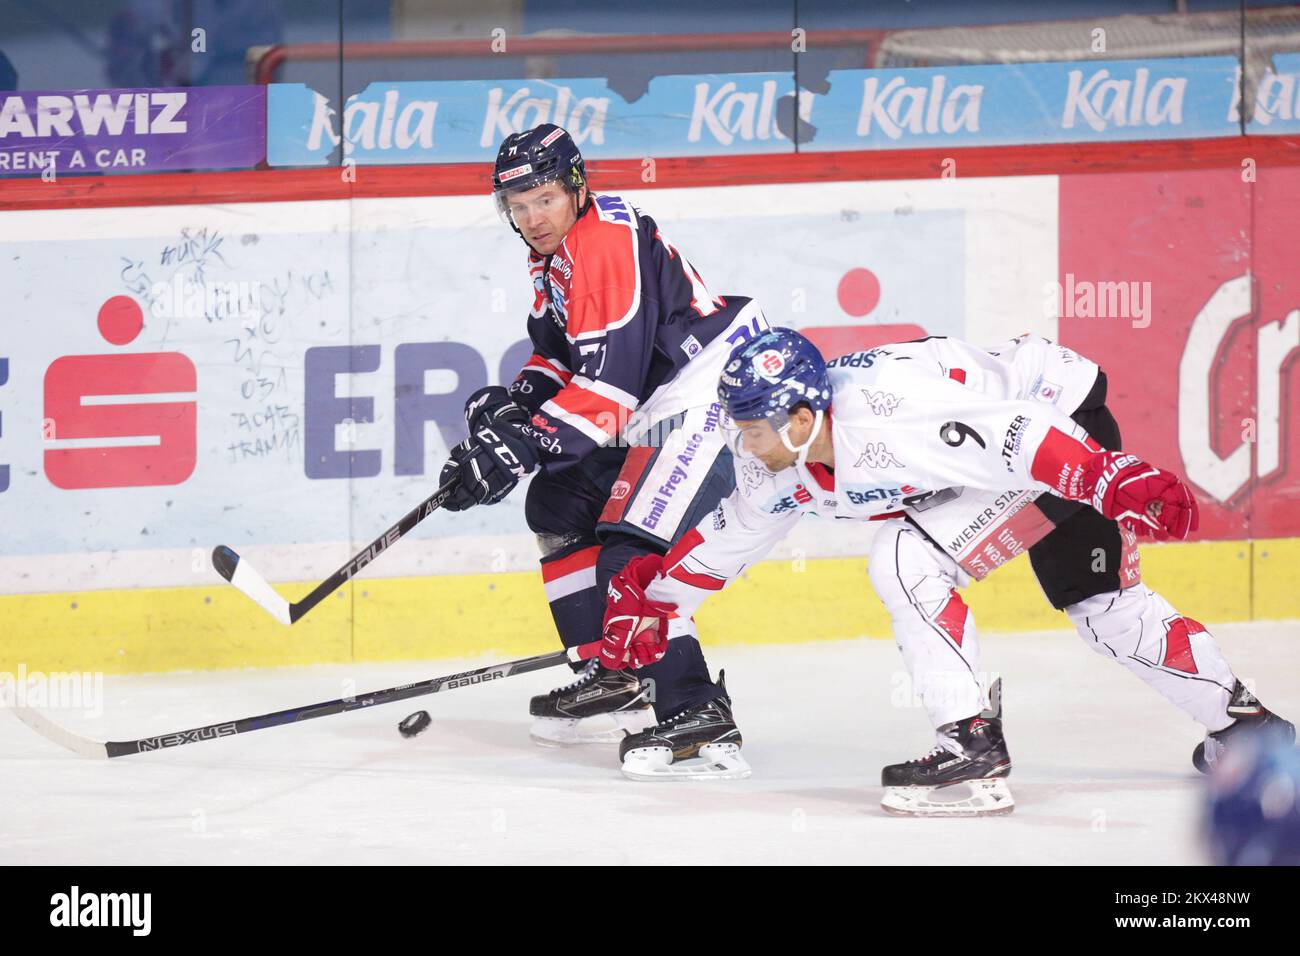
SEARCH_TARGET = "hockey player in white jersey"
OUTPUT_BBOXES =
[595,328,1294,805]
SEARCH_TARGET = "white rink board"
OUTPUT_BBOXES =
[3,619,1291,866]
[0,177,1057,594]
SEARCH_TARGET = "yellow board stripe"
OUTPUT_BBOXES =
[1,537,1294,675]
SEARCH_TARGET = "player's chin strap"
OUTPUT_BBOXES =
[778,409,825,468]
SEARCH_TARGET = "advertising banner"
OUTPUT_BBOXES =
[265,57,1242,166]
[0,177,1057,594]
[1057,167,1300,540]
[0,86,265,176]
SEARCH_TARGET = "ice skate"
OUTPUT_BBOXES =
[529,658,656,746]
[881,679,1014,817]
[1193,679,1295,774]
[618,672,750,780]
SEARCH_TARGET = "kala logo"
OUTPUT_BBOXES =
[1062,68,1186,132]
[306,91,438,153]
[481,86,609,148]
[688,80,813,145]
[1229,64,1300,126]
[856,75,982,140]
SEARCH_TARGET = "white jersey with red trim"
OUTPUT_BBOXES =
[648,334,1102,617]
[507,192,768,471]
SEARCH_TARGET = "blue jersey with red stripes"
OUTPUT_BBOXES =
[508,193,763,472]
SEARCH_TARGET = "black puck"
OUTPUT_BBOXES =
[398,710,431,738]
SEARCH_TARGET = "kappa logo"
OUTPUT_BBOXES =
[854,442,903,469]
[861,388,903,416]
[740,457,770,490]
[530,414,558,434]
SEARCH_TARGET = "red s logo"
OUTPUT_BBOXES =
[43,296,198,489]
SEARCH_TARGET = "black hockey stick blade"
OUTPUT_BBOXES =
[14,641,598,759]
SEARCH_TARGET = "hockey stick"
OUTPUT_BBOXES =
[211,474,460,625]
[11,641,600,760]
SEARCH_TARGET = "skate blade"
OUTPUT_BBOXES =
[530,708,656,747]
[880,778,1014,817]
[621,742,752,781]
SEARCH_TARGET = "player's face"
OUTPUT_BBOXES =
[733,417,798,472]
[731,407,818,472]
[505,182,583,255]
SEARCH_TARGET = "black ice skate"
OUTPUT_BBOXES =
[529,659,656,746]
[880,678,1014,816]
[618,672,750,780]
[1192,679,1295,774]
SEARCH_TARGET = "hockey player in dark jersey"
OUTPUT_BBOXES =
[436,124,765,778]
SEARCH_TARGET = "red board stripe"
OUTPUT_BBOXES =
[7,137,1300,212]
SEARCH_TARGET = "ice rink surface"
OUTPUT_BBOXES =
[3,621,1297,866]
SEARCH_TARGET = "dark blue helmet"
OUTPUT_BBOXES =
[718,328,832,424]
[1203,733,1300,865]
[492,124,588,229]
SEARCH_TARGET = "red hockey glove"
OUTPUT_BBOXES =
[1083,451,1199,541]
[600,554,674,671]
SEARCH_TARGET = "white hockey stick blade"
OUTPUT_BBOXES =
[9,706,109,759]
[620,742,752,781]
[211,545,292,626]
[880,778,1015,817]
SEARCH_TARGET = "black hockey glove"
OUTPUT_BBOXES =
[439,420,540,511]
[464,385,527,433]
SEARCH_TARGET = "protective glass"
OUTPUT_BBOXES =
[493,177,568,228]
[721,410,793,461]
